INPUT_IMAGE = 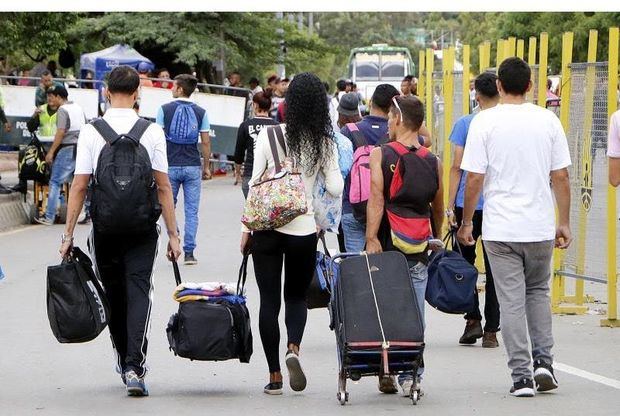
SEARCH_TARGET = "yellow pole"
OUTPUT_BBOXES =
[602,27,619,327]
[419,50,426,105]
[537,32,549,107]
[479,42,485,74]
[426,48,434,136]
[517,39,525,59]
[443,47,455,208]
[507,36,516,58]
[552,32,576,314]
[528,37,537,103]
[485,41,492,70]
[462,44,470,116]
[496,39,505,68]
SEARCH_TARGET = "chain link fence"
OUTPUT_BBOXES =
[559,62,619,284]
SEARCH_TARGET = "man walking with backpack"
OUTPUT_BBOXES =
[340,84,400,253]
[457,57,572,397]
[59,65,181,397]
[366,95,444,397]
[156,74,211,265]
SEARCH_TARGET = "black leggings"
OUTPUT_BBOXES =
[251,230,318,373]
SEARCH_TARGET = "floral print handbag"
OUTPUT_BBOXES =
[241,125,307,231]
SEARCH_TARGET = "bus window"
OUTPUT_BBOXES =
[381,52,406,79]
[354,53,380,80]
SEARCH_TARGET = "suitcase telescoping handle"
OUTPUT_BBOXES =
[172,260,182,286]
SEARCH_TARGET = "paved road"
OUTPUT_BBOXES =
[1,178,619,415]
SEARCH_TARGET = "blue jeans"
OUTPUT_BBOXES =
[341,212,366,253]
[45,146,75,222]
[168,166,202,253]
[399,260,428,382]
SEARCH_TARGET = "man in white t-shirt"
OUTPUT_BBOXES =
[58,66,181,397]
[457,57,573,398]
[608,109,620,186]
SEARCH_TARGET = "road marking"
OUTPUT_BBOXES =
[555,362,620,390]
[0,225,38,237]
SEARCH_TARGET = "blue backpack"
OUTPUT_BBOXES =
[426,230,479,314]
[165,101,203,145]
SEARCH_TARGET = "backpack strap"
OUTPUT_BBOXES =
[267,126,283,174]
[91,118,119,144]
[386,140,429,159]
[272,124,287,156]
[347,122,368,149]
[125,118,152,144]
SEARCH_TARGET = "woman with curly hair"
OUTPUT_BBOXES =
[240,72,344,395]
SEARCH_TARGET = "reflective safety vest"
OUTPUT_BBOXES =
[38,105,58,137]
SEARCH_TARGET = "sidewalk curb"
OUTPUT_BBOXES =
[0,193,28,231]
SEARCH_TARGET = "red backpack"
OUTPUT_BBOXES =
[384,141,439,254]
[347,123,374,222]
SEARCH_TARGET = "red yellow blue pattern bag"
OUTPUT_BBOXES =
[384,141,438,254]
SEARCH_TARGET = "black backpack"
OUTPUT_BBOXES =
[89,118,162,235]
[46,246,110,343]
[166,256,253,363]
[18,133,49,183]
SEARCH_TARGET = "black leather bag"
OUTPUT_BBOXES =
[46,247,110,343]
[166,257,253,362]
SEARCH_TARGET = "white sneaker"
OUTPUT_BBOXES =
[34,217,54,226]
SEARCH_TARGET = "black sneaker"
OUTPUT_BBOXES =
[534,359,558,392]
[184,252,198,265]
[263,382,283,395]
[285,349,307,392]
[510,378,535,397]
[459,319,483,344]
[125,370,149,397]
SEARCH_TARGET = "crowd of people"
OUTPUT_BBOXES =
[2,55,620,402]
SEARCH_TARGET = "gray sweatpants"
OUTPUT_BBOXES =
[483,240,555,383]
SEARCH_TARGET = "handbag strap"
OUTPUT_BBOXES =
[237,255,249,296]
[267,125,287,174]
[172,260,182,286]
[318,231,331,258]
[443,228,464,255]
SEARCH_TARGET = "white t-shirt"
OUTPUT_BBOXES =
[461,103,571,242]
[74,108,168,175]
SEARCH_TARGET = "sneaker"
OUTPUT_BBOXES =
[285,350,307,392]
[482,331,500,348]
[0,183,12,194]
[184,252,198,265]
[399,378,414,397]
[378,375,398,394]
[34,217,54,226]
[125,371,149,397]
[533,359,559,392]
[510,378,535,397]
[263,382,283,395]
[459,319,483,344]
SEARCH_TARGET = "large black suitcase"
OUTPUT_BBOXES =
[331,251,425,405]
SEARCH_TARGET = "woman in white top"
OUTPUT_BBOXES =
[240,72,344,395]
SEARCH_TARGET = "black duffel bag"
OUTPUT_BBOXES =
[426,230,479,314]
[46,246,110,343]
[18,133,49,183]
[166,256,253,362]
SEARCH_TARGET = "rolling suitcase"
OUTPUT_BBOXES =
[331,251,425,405]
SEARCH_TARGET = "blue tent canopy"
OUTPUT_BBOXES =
[79,44,154,82]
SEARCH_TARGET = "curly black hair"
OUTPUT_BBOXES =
[284,72,334,175]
